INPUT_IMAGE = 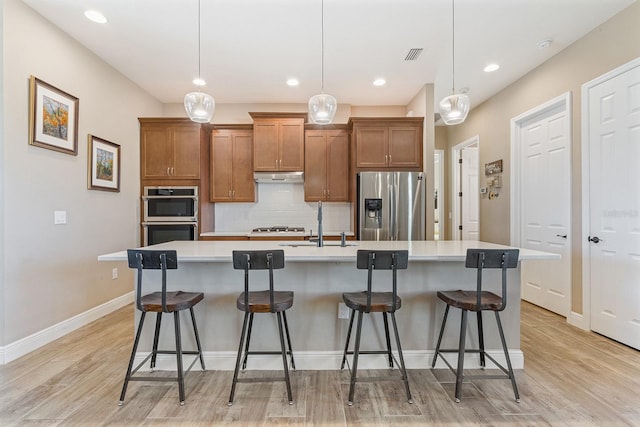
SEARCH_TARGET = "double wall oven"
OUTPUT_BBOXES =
[142,186,198,246]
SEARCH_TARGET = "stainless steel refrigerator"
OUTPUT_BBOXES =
[357,171,425,241]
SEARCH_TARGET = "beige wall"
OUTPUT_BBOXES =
[445,2,640,314]
[1,0,162,346]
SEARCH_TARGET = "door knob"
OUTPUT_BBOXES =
[588,236,602,243]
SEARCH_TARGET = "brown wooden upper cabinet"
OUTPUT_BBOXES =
[140,118,201,179]
[349,117,423,169]
[304,128,349,202]
[250,112,306,172]
[210,127,255,202]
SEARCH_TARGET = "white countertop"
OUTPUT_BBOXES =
[200,231,355,238]
[98,240,559,263]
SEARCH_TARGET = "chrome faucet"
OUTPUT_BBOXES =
[316,201,324,247]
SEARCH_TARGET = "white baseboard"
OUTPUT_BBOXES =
[0,292,134,364]
[133,349,524,371]
[568,311,589,331]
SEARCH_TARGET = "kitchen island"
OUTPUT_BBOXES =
[98,240,558,371]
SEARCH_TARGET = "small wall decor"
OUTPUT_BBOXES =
[28,76,79,155]
[485,159,503,175]
[88,135,120,192]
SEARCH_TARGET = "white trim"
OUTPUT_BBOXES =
[450,135,479,240]
[580,57,640,333]
[135,349,525,371]
[434,149,445,240]
[510,91,572,248]
[0,292,134,364]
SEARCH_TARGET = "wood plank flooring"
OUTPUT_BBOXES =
[1,301,639,426]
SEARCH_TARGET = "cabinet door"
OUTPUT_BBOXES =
[253,120,279,171]
[388,127,421,168]
[279,119,305,171]
[326,130,349,201]
[355,127,388,168]
[304,131,328,201]
[231,132,255,202]
[210,133,233,201]
[172,126,201,178]
[141,127,172,178]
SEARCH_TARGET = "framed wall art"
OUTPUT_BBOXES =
[88,135,120,192]
[29,76,79,155]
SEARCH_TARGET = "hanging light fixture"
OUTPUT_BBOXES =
[308,0,337,125]
[439,0,469,126]
[184,0,215,123]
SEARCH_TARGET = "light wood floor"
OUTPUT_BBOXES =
[1,301,639,426]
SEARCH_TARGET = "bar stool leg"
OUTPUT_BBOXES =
[382,313,394,368]
[276,312,293,404]
[241,313,254,370]
[173,311,185,405]
[119,312,147,405]
[347,311,364,406]
[229,312,249,405]
[477,311,486,368]
[282,311,296,370]
[189,307,205,370]
[390,312,413,403]
[341,310,355,370]
[150,313,162,371]
[431,305,450,368]
[454,309,468,403]
[495,312,520,402]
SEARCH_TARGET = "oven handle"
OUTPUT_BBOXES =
[142,195,198,200]
[142,221,198,226]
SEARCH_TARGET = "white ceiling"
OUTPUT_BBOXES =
[21,0,635,110]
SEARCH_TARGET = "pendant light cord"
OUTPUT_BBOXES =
[198,0,202,82]
[451,0,455,93]
[321,0,325,94]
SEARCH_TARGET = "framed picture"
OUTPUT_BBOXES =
[28,76,79,155]
[88,135,120,192]
[485,159,503,175]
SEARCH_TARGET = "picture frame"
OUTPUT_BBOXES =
[485,159,503,176]
[88,135,120,192]
[28,76,79,155]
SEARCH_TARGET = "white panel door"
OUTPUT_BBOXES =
[461,146,479,240]
[520,106,571,316]
[587,63,640,350]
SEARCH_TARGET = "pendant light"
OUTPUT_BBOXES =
[308,0,337,125]
[184,0,215,123]
[439,0,469,126]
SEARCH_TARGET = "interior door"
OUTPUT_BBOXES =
[519,105,571,317]
[586,61,640,350]
[461,145,479,240]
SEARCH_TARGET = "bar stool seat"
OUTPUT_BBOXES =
[431,249,520,403]
[119,250,205,406]
[341,250,413,406]
[343,291,402,312]
[236,290,293,313]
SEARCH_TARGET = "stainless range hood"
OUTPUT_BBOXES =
[253,171,304,184]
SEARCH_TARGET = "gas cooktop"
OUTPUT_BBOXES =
[251,226,305,233]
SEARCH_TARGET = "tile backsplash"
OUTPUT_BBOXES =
[214,183,352,233]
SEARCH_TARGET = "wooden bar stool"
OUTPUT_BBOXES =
[119,249,205,406]
[228,249,295,405]
[431,248,520,403]
[341,250,413,406]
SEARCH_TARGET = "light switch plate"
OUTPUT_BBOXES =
[54,210,67,225]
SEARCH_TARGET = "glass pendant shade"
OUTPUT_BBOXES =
[308,93,337,125]
[184,91,215,123]
[438,92,469,125]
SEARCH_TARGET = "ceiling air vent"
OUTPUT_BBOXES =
[404,48,423,61]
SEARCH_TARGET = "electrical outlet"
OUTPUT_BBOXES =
[112,268,118,279]
[338,303,350,319]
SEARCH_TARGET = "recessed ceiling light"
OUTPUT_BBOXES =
[286,78,299,87]
[373,78,386,87]
[84,10,107,24]
[192,78,206,86]
[537,39,552,49]
[483,63,500,72]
